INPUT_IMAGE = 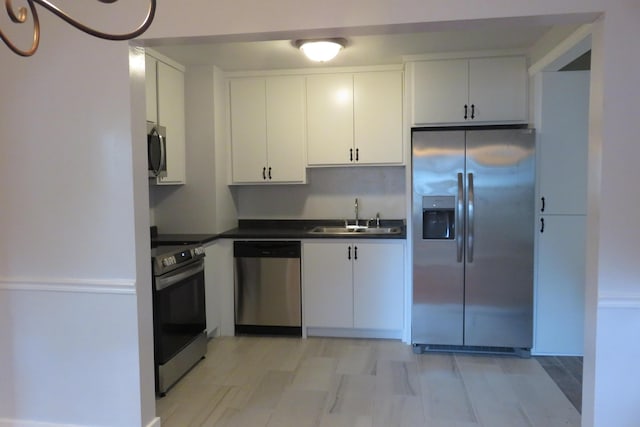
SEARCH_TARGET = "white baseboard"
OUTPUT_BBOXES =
[0,416,161,427]
[0,419,84,427]
[598,292,640,309]
[306,327,402,340]
[0,277,135,295]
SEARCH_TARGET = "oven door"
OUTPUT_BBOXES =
[153,259,206,365]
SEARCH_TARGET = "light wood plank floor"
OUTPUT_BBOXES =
[157,337,580,427]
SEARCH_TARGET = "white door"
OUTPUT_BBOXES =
[353,242,404,330]
[229,78,268,183]
[538,71,590,215]
[157,61,186,184]
[145,55,158,123]
[468,56,528,123]
[535,215,586,355]
[354,71,403,164]
[306,74,354,165]
[410,59,468,125]
[303,242,353,328]
[266,76,306,183]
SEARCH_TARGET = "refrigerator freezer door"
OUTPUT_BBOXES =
[463,129,535,348]
[412,130,465,345]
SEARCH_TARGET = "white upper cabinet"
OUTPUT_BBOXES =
[146,52,186,185]
[410,59,468,125]
[265,77,307,183]
[145,55,158,123]
[306,74,354,165]
[229,76,306,184]
[230,78,268,183]
[307,71,403,166]
[538,71,590,215]
[410,56,528,126]
[353,72,404,164]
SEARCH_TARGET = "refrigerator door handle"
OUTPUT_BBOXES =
[467,172,475,263]
[457,172,464,262]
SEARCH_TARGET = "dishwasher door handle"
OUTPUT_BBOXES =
[234,241,301,258]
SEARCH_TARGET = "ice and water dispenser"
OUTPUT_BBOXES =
[422,196,455,239]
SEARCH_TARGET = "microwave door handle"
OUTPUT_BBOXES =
[159,134,166,176]
[149,127,162,177]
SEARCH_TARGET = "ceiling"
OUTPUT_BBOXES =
[150,25,575,72]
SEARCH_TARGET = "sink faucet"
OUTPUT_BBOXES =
[354,198,359,226]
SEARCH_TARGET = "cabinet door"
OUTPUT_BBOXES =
[538,71,590,215]
[204,244,221,336]
[157,61,186,184]
[306,74,354,165]
[303,242,353,328]
[145,55,158,123]
[468,56,527,123]
[266,76,306,182]
[354,71,403,164]
[535,215,586,355]
[353,242,404,330]
[229,78,268,183]
[411,59,468,125]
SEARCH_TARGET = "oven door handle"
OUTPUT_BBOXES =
[155,261,204,291]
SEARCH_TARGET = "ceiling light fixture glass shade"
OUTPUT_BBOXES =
[296,38,346,62]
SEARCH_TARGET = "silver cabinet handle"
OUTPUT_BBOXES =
[456,172,464,262]
[467,173,474,263]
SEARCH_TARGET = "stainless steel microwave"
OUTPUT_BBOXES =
[147,122,167,178]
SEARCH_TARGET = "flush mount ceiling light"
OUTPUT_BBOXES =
[1,0,156,57]
[296,38,346,62]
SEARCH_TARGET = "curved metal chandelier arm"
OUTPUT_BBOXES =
[34,0,156,41]
[1,0,40,56]
[1,0,156,57]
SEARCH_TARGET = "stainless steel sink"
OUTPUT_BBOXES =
[309,226,402,235]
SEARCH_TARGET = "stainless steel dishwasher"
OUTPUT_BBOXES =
[234,241,301,336]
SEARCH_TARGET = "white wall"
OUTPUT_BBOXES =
[236,167,405,220]
[0,12,154,427]
[1,1,640,427]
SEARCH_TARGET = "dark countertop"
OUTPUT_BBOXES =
[151,219,406,246]
[218,219,406,240]
[152,233,218,246]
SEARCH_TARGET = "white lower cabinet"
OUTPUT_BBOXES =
[534,215,586,355]
[303,240,404,335]
[303,242,353,328]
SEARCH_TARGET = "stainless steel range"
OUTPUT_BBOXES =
[151,244,207,396]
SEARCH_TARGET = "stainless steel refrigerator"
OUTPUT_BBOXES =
[412,127,535,355]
